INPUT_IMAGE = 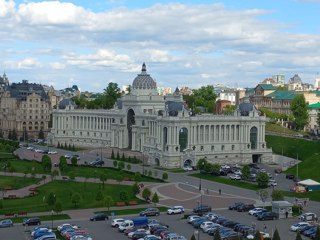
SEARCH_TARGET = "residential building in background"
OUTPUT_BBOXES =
[308,102,320,131]
[0,79,51,140]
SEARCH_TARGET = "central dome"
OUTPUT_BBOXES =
[132,63,157,90]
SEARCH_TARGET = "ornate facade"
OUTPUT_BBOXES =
[50,63,272,168]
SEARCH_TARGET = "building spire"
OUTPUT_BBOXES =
[142,62,146,73]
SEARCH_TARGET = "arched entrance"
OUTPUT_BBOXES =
[127,109,135,149]
[155,158,160,166]
[179,127,188,152]
[184,159,193,167]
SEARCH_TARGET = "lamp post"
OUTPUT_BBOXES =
[51,209,54,229]
[142,154,145,175]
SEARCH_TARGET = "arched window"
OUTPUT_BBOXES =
[163,127,168,151]
[179,127,188,152]
[250,127,258,149]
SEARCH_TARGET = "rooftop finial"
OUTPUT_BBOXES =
[142,62,146,73]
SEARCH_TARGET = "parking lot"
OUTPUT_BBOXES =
[1,208,311,240]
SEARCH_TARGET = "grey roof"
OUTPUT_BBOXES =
[6,80,49,101]
[116,99,123,109]
[238,98,256,116]
[132,63,157,90]
[58,98,76,109]
[166,101,184,116]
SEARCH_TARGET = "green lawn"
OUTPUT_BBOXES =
[0,180,142,215]
[0,159,46,174]
[0,175,41,189]
[61,165,162,182]
[266,123,300,135]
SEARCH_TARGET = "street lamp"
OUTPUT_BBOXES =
[142,154,145,175]
[51,209,54,229]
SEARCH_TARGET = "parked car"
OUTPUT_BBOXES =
[23,217,41,226]
[237,204,255,212]
[286,174,295,179]
[183,165,193,171]
[229,174,241,180]
[139,208,160,217]
[268,180,277,187]
[0,219,13,228]
[290,222,310,232]
[298,212,318,222]
[90,213,108,221]
[257,212,278,220]
[111,218,125,227]
[248,208,264,216]
[228,202,244,210]
[89,159,104,167]
[167,206,184,215]
[246,231,270,239]
[48,150,57,154]
[187,215,200,224]
[193,205,212,214]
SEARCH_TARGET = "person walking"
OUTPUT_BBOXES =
[264,224,267,232]
[219,189,221,195]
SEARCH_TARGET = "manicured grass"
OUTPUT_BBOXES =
[96,206,168,216]
[0,159,46,174]
[0,175,41,189]
[9,214,70,224]
[61,165,163,183]
[0,180,141,215]
[191,173,261,190]
[266,123,302,135]
[266,135,320,161]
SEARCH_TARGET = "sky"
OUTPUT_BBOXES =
[0,0,320,92]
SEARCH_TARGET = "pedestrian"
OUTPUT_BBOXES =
[285,211,288,219]
[264,224,267,232]
[206,188,209,194]
[252,222,256,230]
[304,200,307,207]
[219,189,221,195]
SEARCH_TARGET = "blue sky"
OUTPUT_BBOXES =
[1,0,319,92]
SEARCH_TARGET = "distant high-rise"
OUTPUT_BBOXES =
[272,73,285,85]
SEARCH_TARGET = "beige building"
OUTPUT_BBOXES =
[0,80,51,140]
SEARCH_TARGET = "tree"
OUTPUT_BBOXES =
[196,158,208,170]
[162,172,168,181]
[242,165,251,181]
[314,226,320,240]
[41,155,52,173]
[71,193,81,207]
[116,151,120,160]
[104,195,114,211]
[119,191,129,204]
[11,129,17,140]
[132,182,140,194]
[148,170,152,177]
[253,230,261,240]
[211,163,220,176]
[118,161,125,171]
[271,190,284,201]
[121,153,125,161]
[256,172,269,188]
[59,156,68,172]
[71,156,77,165]
[47,192,56,206]
[142,188,151,201]
[190,234,196,240]
[53,201,62,213]
[192,85,217,113]
[134,172,142,182]
[111,149,115,159]
[126,164,131,171]
[96,191,103,202]
[113,160,118,168]
[272,229,281,240]
[290,94,309,130]
[99,173,108,189]
[38,128,44,140]
[213,229,221,240]
[152,192,159,205]
[100,82,121,109]
[296,231,302,240]
[257,189,269,208]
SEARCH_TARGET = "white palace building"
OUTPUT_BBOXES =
[50,63,272,168]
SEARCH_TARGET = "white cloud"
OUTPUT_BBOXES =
[50,62,66,69]
[0,0,15,17]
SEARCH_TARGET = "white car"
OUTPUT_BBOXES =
[183,166,193,171]
[247,231,270,239]
[200,221,214,231]
[35,149,45,153]
[111,218,125,227]
[229,174,241,180]
[167,206,184,215]
[290,222,310,231]
[48,150,57,154]
[268,180,277,186]
[233,170,242,175]
[187,215,200,223]
[57,223,79,232]
[248,208,264,216]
